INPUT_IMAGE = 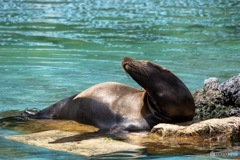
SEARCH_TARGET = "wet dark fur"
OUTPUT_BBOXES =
[1,57,195,132]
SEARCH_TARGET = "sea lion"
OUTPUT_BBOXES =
[24,57,195,131]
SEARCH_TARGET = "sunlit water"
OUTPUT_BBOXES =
[0,0,239,159]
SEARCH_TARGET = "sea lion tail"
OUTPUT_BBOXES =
[0,115,29,123]
[0,108,40,125]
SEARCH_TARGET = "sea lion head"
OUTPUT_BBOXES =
[122,57,195,123]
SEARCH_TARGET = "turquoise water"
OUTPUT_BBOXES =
[0,0,239,159]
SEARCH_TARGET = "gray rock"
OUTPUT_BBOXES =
[204,77,220,90]
[219,74,240,106]
[193,74,240,120]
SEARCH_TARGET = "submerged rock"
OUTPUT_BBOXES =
[5,130,144,157]
[193,74,240,120]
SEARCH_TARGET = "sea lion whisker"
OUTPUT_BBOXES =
[142,67,151,81]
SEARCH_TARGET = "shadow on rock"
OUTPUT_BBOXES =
[50,130,127,144]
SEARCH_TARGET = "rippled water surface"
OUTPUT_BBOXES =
[0,0,240,159]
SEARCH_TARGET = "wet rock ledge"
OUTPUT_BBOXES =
[151,117,240,142]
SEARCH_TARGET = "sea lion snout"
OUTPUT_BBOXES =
[122,57,147,72]
[122,57,134,70]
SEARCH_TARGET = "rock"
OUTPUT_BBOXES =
[204,77,220,90]
[151,117,240,142]
[5,130,144,157]
[219,74,240,106]
[193,74,240,120]
[3,118,240,157]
